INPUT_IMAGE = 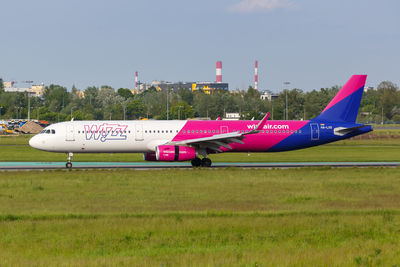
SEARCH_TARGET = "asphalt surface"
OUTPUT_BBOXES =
[0,161,398,170]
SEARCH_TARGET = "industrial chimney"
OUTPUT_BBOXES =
[135,71,138,90]
[216,61,222,83]
[254,60,258,90]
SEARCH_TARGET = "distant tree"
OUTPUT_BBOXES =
[377,81,399,121]
[44,85,70,112]
[177,88,194,105]
[97,86,116,119]
[0,79,4,94]
[170,101,193,119]
[127,99,146,119]
[117,88,133,99]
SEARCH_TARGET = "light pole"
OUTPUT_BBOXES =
[178,105,182,120]
[283,82,290,120]
[27,92,31,121]
[0,106,2,120]
[166,86,170,120]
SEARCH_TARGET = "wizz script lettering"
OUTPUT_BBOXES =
[84,123,128,142]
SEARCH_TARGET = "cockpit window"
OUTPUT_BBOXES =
[45,130,50,134]
[51,129,55,134]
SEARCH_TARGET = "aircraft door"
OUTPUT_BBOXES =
[135,124,144,141]
[66,123,75,141]
[220,126,228,134]
[310,123,319,140]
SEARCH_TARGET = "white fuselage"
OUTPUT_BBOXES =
[29,120,187,153]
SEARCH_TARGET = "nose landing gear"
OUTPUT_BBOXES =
[191,157,212,167]
[66,152,73,169]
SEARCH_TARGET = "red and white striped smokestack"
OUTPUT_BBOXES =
[216,61,222,83]
[254,60,258,90]
[135,71,138,90]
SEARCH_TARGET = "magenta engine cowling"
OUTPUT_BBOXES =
[155,145,196,161]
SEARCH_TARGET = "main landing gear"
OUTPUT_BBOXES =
[66,152,73,169]
[191,157,212,167]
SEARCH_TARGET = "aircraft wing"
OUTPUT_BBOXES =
[167,113,270,153]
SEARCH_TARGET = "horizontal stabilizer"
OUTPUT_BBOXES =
[334,125,369,136]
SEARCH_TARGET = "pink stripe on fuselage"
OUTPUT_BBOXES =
[173,120,309,152]
[322,75,367,113]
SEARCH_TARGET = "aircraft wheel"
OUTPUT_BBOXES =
[201,158,212,167]
[66,162,72,169]
[191,157,202,167]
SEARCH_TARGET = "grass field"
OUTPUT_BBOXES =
[1,168,400,265]
[1,129,399,265]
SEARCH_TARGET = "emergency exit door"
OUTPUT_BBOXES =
[66,123,75,141]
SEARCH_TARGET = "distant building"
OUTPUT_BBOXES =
[4,87,30,93]
[130,89,139,95]
[74,90,85,99]
[2,81,45,97]
[30,84,45,97]
[147,81,229,95]
[3,81,14,88]
[260,91,278,101]
[224,112,240,120]
[191,82,229,95]
[364,86,374,92]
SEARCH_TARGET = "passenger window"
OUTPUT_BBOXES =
[212,130,215,133]
[183,130,185,133]
[216,130,219,133]
[200,130,202,133]
[196,130,198,133]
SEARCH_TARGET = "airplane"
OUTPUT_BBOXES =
[29,75,372,168]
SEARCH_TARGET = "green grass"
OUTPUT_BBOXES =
[0,168,400,265]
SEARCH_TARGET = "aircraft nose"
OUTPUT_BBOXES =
[29,135,41,149]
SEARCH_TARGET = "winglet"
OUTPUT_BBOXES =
[216,117,221,121]
[255,113,270,131]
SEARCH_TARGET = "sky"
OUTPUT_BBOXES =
[1,0,399,92]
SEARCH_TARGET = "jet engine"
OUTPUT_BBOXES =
[155,145,196,161]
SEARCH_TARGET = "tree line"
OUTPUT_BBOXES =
[0,80,399,124]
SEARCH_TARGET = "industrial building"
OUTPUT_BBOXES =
[2,80,45,97]
[134,61,229,94]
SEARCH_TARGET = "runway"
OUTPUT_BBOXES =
[0,161,399,170]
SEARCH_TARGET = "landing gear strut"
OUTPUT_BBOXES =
[66,152,73,169]
[191,157,212,167]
